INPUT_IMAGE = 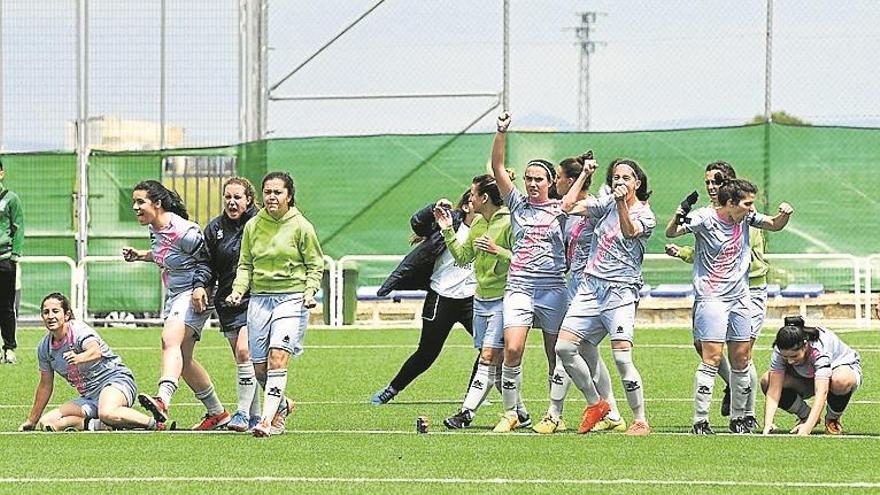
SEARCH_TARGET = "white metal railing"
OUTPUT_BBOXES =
[19,256,79,318]
[322,255,337,327]
[865,255,880,327]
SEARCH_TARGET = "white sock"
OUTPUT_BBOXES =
[730,367,751,419]
[462,362,494,413]
[556,339,599,405]
[237,363,258,416]
[613,348,646,422]
[500,364,522,413]
[582,344,621,421]
[262,369,288,422]
[693,362,718,423]
[157,377,179,405]
[548,361,572,418]
[745,360,758,417]
[194,384,225,416]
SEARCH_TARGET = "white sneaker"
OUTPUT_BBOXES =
[0,349,5,364]
[3,349,14,365]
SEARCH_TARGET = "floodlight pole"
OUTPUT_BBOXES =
[502,0,509,111]
[762,0,773,212]
[160,0,166,149]
[239,0,268,142]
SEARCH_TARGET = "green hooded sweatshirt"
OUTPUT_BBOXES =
[441,206,513,300]
[0,181,24,262]
[232,206,324,297]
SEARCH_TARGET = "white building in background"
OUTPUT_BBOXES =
[65,115,185,151]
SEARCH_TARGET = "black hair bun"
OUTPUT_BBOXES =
[783,315,805,328]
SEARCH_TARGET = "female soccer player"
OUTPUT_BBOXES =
[123,180,229,430]
[438,174,519,429]
[531,156,625,434]
[666,177,793,434]
[371,191,481,408]
[762,316,861,436]
[557,158,655,436]
[192,177,263,432]
[226,171,324,437]
[490,112,569,433]
[20,293,163,432]
[665,162,770,426]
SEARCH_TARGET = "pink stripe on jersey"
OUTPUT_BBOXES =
[509,207,560,273]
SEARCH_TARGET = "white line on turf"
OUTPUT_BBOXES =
[1,429,877,439]
[101,343,880,352]
[2,398,880,409]
[0,476,878,488]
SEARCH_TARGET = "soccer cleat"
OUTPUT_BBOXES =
[578,399,611,434]
[625,420,652,436]
[370,386,397,405]
[691,420,715,435]
[824,418,842,435]
[154,421,177,432]
[247,415,262,431]
[720,386,731,417]
[593,416,627,432]
[191,410,231,431]
[443,409,474,430]
[531,413,565,434]
[270,397,295,435]
[728,417,750,434]
[3,349,15,365]
[492,411,520,433]
[252,420,271,438]
[516,411,533,429]
[227,411,250,432]
[743,415,759,433]
[138,394,170,423]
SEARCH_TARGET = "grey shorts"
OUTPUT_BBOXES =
[779,362,863,397]
[567,270,585,301]
[503,282,568,334]
[693,296,752,343]
[247,293,308,363]
[748,285,768,339]
[163,290,212,340]
[473,298,504,350]
[561,278,637,345]
[75,374,137,418]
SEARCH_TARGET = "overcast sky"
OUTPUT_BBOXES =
[2,0,879,151]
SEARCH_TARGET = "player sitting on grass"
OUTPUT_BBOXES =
[19,293,167,432]
[761,316,862,436]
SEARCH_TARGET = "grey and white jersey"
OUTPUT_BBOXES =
[583,195,655,286]
[37,320,134,400]
[566,214,596,275]
[149,212,210,299]
[769,328,860,380]
[505,188,567,287]
[686,207,767,301]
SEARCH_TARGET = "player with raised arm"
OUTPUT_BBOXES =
[762,316,861,436]
[556,157,655,436]
[665,162,771,427]
[20,293,164,432]
[666,177,793,434]
[123,180,230,430]
[489,112,570,433]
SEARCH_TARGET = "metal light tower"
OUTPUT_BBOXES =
[572,12,605,131]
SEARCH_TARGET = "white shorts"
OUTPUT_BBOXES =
[693,297,752,343]
[748,285,768,339]
[567,269,585,301]
[473,298,504,350]
[247,293,308,363]
[163,290,212,340]
[503,283,568,334]
[561,279,637,346]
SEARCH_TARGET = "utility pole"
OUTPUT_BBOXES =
[572,12,605,131]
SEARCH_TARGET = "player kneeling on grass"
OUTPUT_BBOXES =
[19,293,166,432]
[761,316,861,436]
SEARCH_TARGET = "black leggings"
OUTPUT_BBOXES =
[389,291,473,392]
[0,259,16,351]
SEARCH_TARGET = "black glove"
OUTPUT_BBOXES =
[675,191,700,225]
